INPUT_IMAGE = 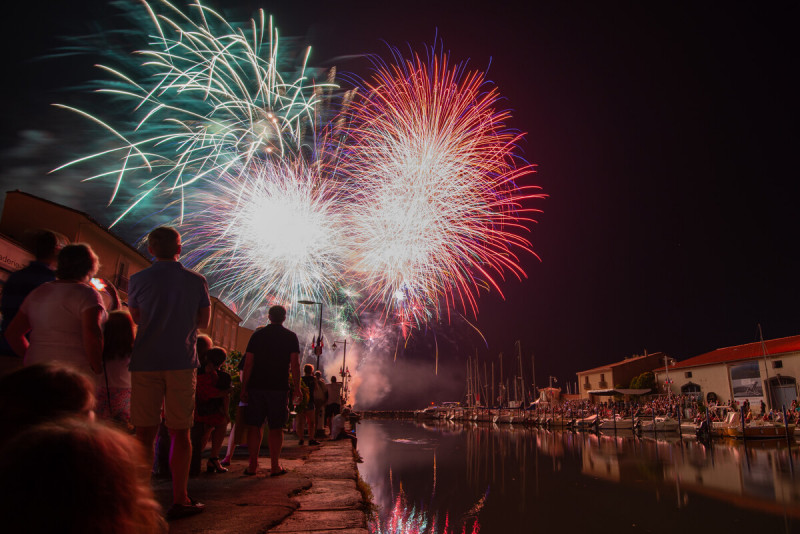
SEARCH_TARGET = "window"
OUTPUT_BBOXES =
[772,360,783,369]
[685,371,692,378]
[681,382,701,399]
[600,373,605,382]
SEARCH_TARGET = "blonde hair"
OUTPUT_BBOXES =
[0,418,166,533]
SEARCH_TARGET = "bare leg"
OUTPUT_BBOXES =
[222,422,237,464]
[247,425,263,473]
[309,410,316,437]
[199,425,213,453]
[296,411,305,443]
[268,428,283,472]
[168,428,192,506]
[210,423,226,458]
[135,425,159,468]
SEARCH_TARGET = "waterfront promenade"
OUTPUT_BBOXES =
[154,437,368,533]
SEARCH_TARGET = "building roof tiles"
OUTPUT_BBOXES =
[655,334,800,371]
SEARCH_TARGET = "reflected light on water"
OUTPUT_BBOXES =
[368,490,482,534]
[357,419,800,533]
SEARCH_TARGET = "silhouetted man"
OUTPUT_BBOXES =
[240,305,300,476]
[128,226,210,520]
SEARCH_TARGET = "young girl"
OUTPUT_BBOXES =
[195,347,232,473]
[97,310,134,426]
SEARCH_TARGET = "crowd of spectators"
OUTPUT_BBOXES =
[0,226,357,529]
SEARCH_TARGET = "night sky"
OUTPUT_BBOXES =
[1,2,798,407]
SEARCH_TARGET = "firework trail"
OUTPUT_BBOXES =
[52,1,544,347]
[338,51,543,331]
[52,0,331,225]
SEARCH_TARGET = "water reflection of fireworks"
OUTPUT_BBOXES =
[368,489,482,534]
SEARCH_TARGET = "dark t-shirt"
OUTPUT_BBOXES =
[0,262,55,356]
[245,323,299,390]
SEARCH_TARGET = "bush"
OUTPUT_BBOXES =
[222,350,243,421]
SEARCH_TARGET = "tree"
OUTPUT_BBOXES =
[629,372,656,393]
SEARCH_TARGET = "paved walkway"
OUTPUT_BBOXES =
[155,436,369,533]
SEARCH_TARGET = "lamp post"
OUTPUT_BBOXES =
[549,376,558,389]
[332,339,348,405]
[298,300,323,371]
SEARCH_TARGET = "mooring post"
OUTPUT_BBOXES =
[612,403,616,434]
[740,405,747,441]
[784,405,791,445]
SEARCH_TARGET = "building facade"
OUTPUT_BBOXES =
[0,190,247,352]
[576,351,670,400]
[654,335,800,410]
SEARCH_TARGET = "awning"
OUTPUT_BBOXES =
[586,388,652,396]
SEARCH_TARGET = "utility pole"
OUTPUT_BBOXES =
[664,354,672,397]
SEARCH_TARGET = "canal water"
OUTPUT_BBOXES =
[356,419,800,534]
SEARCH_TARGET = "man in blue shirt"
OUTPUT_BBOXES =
[128,226,210,520]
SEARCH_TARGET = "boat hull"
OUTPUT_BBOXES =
[721,423,795,440]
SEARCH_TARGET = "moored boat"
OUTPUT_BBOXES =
[640,415,680,432]
[719,412,795,440]
[598,415,635,431]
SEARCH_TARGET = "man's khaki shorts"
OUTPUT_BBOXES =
[130,369,196,430]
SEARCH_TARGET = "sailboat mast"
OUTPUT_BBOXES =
[491,363,495,408]
[758,324,772,408]
[484,361,489,409]
[517,340,525,407]
[466,357,472,407]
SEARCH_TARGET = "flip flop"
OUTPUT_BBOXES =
[243,468,257,476]
[270,468,288,477]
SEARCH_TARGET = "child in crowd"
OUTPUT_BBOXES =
[221,354,247,466]
[296,364,320,446]
[195,347,232,473]
[97,310,135,427]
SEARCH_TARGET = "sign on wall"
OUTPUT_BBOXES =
[729,361,763,407]
[0,236,33,275]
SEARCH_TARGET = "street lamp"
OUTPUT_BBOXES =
[332,339,348,405]
[548,376,558,389]
[298,300,323,371]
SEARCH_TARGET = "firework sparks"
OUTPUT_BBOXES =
[52,0,332,225]
[339,51,543,328]
[179,156,347,320]
[52,1,544,343]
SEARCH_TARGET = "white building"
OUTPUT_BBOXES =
[654,335,800,409]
